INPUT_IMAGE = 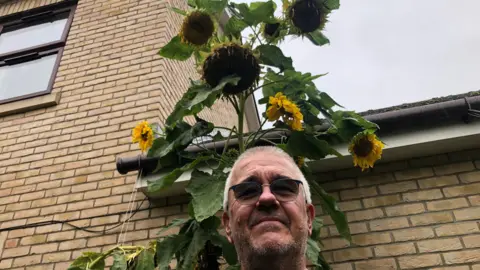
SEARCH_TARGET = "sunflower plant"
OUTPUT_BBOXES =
[69,0,385,269]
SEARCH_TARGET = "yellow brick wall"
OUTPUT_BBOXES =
[317,150,480,269]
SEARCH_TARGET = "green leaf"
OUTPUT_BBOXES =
[148,155,215,193]
[331,111,379,142]
[309,178,351,242]
[232,1,276,26]
[110,252,127,270]
[170,7,187,16]
[159,35,194,61]
[157,218,188,236]
[255,45,293,71]
[135,249,155,270]
[156,235,190,270]
[226,265,241,270]
[186,169,226,222]
[307,30,330,46]
[211,233,238,265]
[311,217,324,241]
[195,0,227,13]
[68,252,105,270]
[166,76,241,126]
[286,131,341,160]
[306,238,321,266]
[178,228,209,270]
[224,17,248,37]
[324,0,340,10]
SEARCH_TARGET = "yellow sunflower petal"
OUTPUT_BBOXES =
[266,105,282,121]
[348,133,384,171]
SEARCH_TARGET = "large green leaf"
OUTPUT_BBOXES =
[178,228,209,270]
[67,252,105,270]
[255,45,293,71]
[148,155,214,193]
[308,178,351,242]
[232,1,276,26]
[166,76,241,126]
[286,131,341,160]
[306,238,321,267]
[159,36,194,61]
[310,217,324,241]
[195,0,227,13]
[110,252,127,270]
[157,218,188,236]
[307,30,330,46]
[186,169,226,222]
[331,111,379,142]
[156,235,190,270]
[224,16,248,37]
[324,0,340,10]
[135,250,155,270]
[211,233,237,265]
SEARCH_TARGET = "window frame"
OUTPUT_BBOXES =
[0,0,77,105]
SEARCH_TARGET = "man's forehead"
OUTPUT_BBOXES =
[231,153,298,184]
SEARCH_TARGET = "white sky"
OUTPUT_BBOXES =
[242,0,480,114]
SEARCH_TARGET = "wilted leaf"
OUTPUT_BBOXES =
[148,155,215,193]
[166,76,241,126]
[159,36,194,61]
[195,0,227,13]
[110,252,127,270]
[170,7,187,16]
[255,45,293,71]
[186,169,226,222]
[135,249,155,270]
[286,131,341,160]
[324,0,340,10]
[307,30,330,46]
[156,235,190,270]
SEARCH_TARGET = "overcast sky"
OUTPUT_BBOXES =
[243,0,480,114]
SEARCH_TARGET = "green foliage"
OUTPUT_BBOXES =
[72,0,388,269]
[186,169,226,222]
[158,35,194,61]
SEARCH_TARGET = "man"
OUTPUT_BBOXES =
[222,146,315,270]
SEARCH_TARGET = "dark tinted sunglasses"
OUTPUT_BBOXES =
[229,178,303,206]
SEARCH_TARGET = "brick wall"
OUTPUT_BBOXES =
[316,150,480,270]
[0,0,239,269]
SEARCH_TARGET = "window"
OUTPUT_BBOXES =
[0,0,76,104]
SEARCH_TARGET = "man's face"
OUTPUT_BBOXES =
[222,153,315,257]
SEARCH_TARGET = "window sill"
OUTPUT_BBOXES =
[0,92,60,117]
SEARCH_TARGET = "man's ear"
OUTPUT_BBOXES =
[306,203,315,236]
[222,211,233,244]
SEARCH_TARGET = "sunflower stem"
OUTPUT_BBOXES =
[237,94,246,153]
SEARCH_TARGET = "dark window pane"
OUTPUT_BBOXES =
[0,54,57,101]
[0,18,67,54]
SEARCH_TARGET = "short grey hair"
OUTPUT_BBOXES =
[223,146,312,211]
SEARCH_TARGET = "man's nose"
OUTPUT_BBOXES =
[256,185,279,207]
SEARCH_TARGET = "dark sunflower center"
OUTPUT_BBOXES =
[141,131,149,141]
[183,12,214,46]
[353,138,373,157]
[203,44,260,95]
[264,23,280,37]
[289,0,324,33]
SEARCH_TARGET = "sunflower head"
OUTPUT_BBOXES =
[266,92,304,131]
[132,120,154,153]
[262,22,281,38]
[348,132,385,171]
[180,10,215,47]
[202,43,260,95]
[287,0,328,34]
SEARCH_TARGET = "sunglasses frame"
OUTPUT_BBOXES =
[228,178,304,208]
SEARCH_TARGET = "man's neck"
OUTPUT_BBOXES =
[240,253,306,270]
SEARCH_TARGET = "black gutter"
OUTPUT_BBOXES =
[116,95,480,175]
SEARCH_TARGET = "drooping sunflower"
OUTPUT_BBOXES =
[266,92,304,131]
[287,0,328,34]
[180,10,215,47]
[202,43,260,95]
[132,121,154,153]
[348,132,385,171]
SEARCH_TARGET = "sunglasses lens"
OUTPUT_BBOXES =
[271,179,300,202]
[233,182,261,204]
